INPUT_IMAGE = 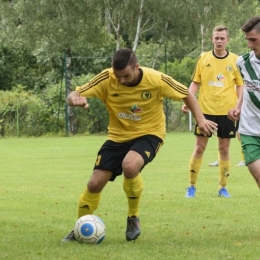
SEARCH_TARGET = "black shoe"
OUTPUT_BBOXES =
[126,216,141,241]
[62,230,76,242]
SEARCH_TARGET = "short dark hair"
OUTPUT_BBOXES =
[242,16,260,33]
[112,48,137,70]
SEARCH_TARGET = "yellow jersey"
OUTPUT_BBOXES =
[76,67,188,142]
[192,51,243,115]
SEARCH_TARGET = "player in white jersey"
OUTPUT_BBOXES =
[228,16,260,189]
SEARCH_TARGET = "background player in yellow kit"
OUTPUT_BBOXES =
[63,48,217,242]
[182,25,244,198]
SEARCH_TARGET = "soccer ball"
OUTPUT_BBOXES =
[73,215,106,244]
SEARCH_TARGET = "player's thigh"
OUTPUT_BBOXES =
[122,150,144,175]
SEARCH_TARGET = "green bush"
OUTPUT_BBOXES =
[0,86,65,137]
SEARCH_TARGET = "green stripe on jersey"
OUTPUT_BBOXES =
[243,53,260,109]
[243,53,258,80]
[248,92,260,109]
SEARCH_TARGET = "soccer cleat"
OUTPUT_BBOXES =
[218,187,231,198]
[208,160,219,167]
[185,186,196,198]
[235,161,245,166]
[126,216,141,241]
[62,230,76,242]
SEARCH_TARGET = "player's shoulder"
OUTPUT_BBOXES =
[227,51,239,59]
[140,66,162,77]
[141,66,159,73]
[197,51,212,62]
[236,51,255,66]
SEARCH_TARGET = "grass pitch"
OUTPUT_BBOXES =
[0,132,259,260]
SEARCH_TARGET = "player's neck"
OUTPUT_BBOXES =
[213,49,227,58]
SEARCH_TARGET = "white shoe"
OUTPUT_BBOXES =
[235,161,245,166]
[208,160,219,167]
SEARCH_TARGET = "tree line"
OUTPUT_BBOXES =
[0,0,259,136]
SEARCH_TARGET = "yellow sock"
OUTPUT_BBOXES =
[189,157,202,186]
[78,187,101,218]
[241,150,245,162]
[218,159,231,189]
[123,174,143,217]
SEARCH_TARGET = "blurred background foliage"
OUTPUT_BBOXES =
[0,0,259,136]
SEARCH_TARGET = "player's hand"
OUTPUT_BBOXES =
[71,96,89,109]
[182,104,189,114]
[197,119,218,137]
[228,108,240,121]
[67,91,89,109]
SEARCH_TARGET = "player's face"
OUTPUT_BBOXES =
[212,31,229,51]
[113,64,140,86]
[245,29,260,58]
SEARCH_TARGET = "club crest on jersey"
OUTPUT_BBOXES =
[131,104,142,113]
[226,65,233,72]
[216,73,225,81]
[141,91,151,100]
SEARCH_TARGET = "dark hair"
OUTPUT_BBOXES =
[112,48,137,70]
[242,16,260,33]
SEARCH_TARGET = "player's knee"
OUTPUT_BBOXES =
[87,179,102,193]
[218,146,229,156]
[195,145,206,155]
[122,162,139,178]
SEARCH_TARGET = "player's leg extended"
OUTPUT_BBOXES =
[218,138,231,197]
[189,136,208,186]
[123,174,143,216]
[123,150,144,241]
[122,151,144,217]
[78,169,112,218]
[218,137,231,186]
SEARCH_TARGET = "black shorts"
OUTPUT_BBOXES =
[194,114,236,138]
[93,135,163,181]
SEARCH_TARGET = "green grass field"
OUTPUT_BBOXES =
[1,132,259,260]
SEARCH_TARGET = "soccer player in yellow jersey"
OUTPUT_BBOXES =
[182,25,244,198]
[62,48,217,242]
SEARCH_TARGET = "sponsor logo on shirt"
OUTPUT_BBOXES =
[208,73,225,87]
[131,104,143,113]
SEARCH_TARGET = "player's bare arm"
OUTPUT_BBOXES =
[228,90,243,121]
[66,91,89,109]
[183,91,218,136]
[182,81,199,114]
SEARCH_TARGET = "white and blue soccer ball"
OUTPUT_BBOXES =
[73,215,106,244]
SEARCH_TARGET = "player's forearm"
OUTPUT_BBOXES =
[236,87,244,109]
[183,91,204,123]
[236,85,244,100]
